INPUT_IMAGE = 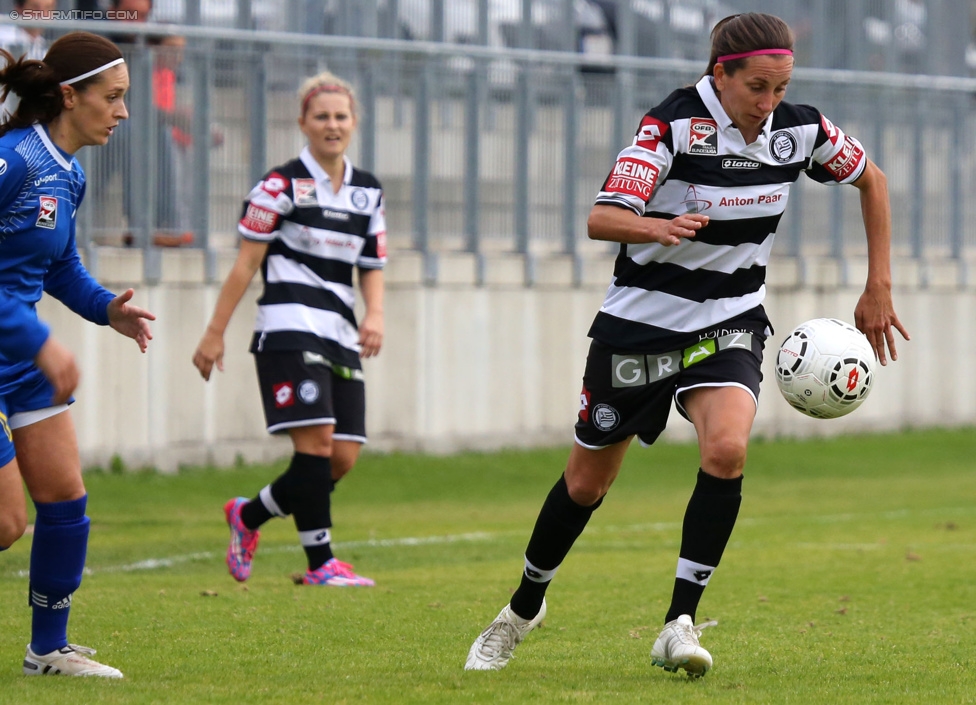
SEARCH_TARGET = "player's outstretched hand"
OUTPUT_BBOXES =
[192,329,225,381]
[854,283,910,366]
[107,288,156,353]
[34,336,80,405]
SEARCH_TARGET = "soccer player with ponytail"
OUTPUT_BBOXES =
[0,31,155,678]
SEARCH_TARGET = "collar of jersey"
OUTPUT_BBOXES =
[298,147,353,188]
[695,76,774,143]
[32,124,73,171]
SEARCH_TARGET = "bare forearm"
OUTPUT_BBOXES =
[359,268,384,317]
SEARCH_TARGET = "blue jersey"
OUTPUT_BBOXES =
[0,125,115,378]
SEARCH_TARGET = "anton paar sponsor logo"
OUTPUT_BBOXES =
[721,158,760,170]
[606,157,660,200]
[682,184,711,214]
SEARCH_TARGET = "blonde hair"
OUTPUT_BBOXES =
[298,71,356,118]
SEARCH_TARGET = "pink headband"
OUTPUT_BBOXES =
[301,84,354,114]
[716,48,793,63]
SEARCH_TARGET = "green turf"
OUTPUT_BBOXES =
[1,428,975,704]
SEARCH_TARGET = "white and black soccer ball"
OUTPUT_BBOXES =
[774,318,876,419]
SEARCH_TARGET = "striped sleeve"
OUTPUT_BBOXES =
[595,113,673,214]
[806,113,868,185]
[238,171,295,241]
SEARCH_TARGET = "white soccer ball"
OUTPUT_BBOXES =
[774,318,876,419]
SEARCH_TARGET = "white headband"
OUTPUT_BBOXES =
[60,58,125,86]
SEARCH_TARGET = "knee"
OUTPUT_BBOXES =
[700,435,748,478]
[0,511,28,549]
[564,474,607,508]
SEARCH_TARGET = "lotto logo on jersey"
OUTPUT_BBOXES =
[824,136,864,181]
[688,118,718,155]
[260,172,288,197]
[35,196,57,229]
[273,382,295,409]
[634,115,668,152]
[241,204,279,234]
[606,158,660,200]
[578,386,591,423]
[820,114,841,146]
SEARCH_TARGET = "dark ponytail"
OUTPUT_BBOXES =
[0,31,123,137]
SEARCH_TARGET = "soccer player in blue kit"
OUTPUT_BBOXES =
[0,31,155,678]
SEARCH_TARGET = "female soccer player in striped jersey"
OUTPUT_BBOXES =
[466,12,910,677]
[0,31,155,678]
[193,71,386,588]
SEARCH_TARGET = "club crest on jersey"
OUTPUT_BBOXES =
[292,178,318,206]
[0,158,7,176]
[770,130,798,163]
[688,118,718,155]
[36,196,57,229]
[350,188,369,211]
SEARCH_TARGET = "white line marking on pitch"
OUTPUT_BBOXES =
[6,504,975,579]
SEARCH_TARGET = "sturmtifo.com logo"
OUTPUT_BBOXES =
[10,9,139,20]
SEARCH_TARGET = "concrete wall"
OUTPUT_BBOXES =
[39,248,976,472]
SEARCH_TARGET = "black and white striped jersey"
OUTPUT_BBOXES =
[590,75,868,352]
[239,147,386,369]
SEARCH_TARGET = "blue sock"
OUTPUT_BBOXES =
[29,496,89,655]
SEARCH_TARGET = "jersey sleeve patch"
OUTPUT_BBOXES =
[822,135,865,182]
[240,203,280,235]
[634,115,669,152]
[605,157,660,201]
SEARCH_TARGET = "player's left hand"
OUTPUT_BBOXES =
[854,283,910,366]
[107,288,156,353]
[359,311,383,359]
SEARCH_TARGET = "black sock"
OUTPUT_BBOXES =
[240,457,301,530]
[665,469,742,623]
[285,453,335,571]
[510,475,603,620]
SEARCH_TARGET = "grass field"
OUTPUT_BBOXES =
[1,428,975,704]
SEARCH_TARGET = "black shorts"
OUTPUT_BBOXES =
[574,330,765,449]
[254,351,366,442]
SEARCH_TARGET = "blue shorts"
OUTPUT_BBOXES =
[0,364,67,467]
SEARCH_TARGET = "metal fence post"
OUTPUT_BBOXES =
[413,56,430,252]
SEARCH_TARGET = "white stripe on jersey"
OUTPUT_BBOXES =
[627,235,776,272]
[255,304,360,352]
[277,220,363,265]
[265,254,356,309]
[650,179,791,220]
[600,281,767,333]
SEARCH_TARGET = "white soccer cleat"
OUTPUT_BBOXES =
[464,600,547,671]
[650,614,717,678]
[23,644,123,678]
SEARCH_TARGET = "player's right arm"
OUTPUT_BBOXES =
[192,238,269,381]
[192,171,290,381]
[587,112,707,246]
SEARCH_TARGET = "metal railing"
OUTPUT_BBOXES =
[2,18,976,285]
